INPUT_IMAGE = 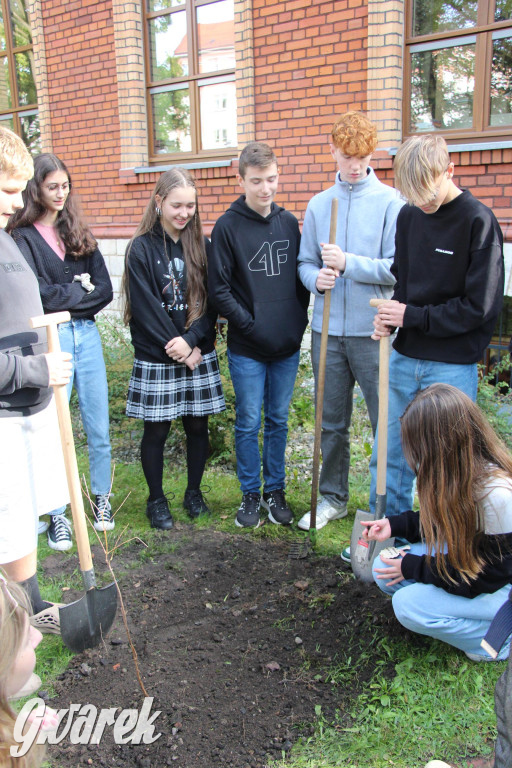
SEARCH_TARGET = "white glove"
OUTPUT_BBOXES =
[73,273,95,293]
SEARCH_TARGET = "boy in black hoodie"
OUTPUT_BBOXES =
[210,142,308,527]
[370,134,503,521]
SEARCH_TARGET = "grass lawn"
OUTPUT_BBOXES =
[30,317,512,768]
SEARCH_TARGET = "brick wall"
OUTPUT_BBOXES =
[39,0,371,241]
[36,0,512,267]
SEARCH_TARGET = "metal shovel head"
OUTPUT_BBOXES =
[350,508,394,583]
[60,582,118,653]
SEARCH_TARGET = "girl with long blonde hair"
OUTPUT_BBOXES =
[0,574,44,768]
[363,383,512,661]
[123,168,225,529]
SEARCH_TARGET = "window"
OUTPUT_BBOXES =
[144,0,237,161]
[404,0,512,141]
[0,0,39,153]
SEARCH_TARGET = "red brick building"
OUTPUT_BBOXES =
[6,1,512,327]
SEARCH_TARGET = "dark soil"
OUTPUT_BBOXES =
[38,525,407,768]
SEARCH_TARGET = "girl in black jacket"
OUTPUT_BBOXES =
[9,154,114,548]
[122,168,224,529]
[362,383,512,661]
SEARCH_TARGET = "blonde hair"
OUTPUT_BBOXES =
[331,111,378,156]
[394,134,450,205]
[0,574,43,768]
[0,127,33,180]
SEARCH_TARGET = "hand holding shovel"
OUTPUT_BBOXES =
[30,311,117,652]
[350,299,394,582]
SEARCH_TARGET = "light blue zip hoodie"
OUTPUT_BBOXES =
[298,167,404,337]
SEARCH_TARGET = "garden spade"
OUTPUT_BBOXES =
[30,311,117,652]
[309,197,338,545]
[350,299,394,582]
[290,198,338,559]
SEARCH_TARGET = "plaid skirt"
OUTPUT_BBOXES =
[126,350,226,421]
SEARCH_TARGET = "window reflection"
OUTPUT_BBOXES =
[490,35,512,125]
[149,10,188,81]
[10,0,31,47]
[410,42,475,131]
[197,0,235,74]
[145,0,237,156]
[412,0,477,36]
[147,0,184,12]
[15,50,36,106]
[199,78,237,149]
[495,0,512,23]
[151,87,191,153]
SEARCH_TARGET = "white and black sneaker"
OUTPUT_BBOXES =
[235,493,262,528]
[94,493,115,532]
[47,515,73,552]
[261,489,293,525]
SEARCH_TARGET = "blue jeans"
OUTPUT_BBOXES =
[311,331,379,509]
[369,350,478,516]
[227,349,300,494]
[373,542,511,660]
[52,319,111,515]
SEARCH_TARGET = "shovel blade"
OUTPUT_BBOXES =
[350,509,394,583]
[60,583,117,653]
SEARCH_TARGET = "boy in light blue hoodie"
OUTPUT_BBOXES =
[297,111,404,531]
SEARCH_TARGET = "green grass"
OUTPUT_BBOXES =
[32,315,512,768]
[270,640,501,768]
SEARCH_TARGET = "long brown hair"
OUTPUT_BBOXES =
[0,575,44,768]
[400,383,512,584]
[7,153,97,259]
[123,168,207,327]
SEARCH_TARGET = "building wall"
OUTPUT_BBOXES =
[33,1,512,301]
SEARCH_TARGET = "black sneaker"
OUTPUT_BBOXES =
[183,489,210,519]
[47,515,73,552]
[261,489,293,525]
[94,493,115,532]
[235,493,262,528]
[146,496,174,530]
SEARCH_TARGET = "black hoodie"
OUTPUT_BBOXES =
[209,196,309,361]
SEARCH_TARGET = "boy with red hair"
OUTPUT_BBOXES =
[297,111,403,531]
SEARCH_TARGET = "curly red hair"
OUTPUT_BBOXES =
[331,111,378,156]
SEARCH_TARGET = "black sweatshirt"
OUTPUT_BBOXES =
[126,225,216,364]
[11,225,113,319]
[209,196,309,362]
[392,190,504,364]
[390,509,512,599]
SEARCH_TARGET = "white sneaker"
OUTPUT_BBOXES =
[47,515,73,552]
[94,493,115,532]
[424,762,454,768]
[297,497,347,530]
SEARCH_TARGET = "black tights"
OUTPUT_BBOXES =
[141,416,209,500]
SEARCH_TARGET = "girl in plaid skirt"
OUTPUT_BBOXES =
[123,169,225,529]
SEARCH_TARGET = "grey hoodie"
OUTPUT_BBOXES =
[298,167,404,337]
[0,229,50,416]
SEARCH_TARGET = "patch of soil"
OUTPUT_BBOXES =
[40,528,418,767]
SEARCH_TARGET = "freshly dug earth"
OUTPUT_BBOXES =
[40,527,432,767]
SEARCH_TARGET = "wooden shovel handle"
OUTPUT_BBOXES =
[369,299,389,498]
[310,198,338,526]
[30,312,93,573]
